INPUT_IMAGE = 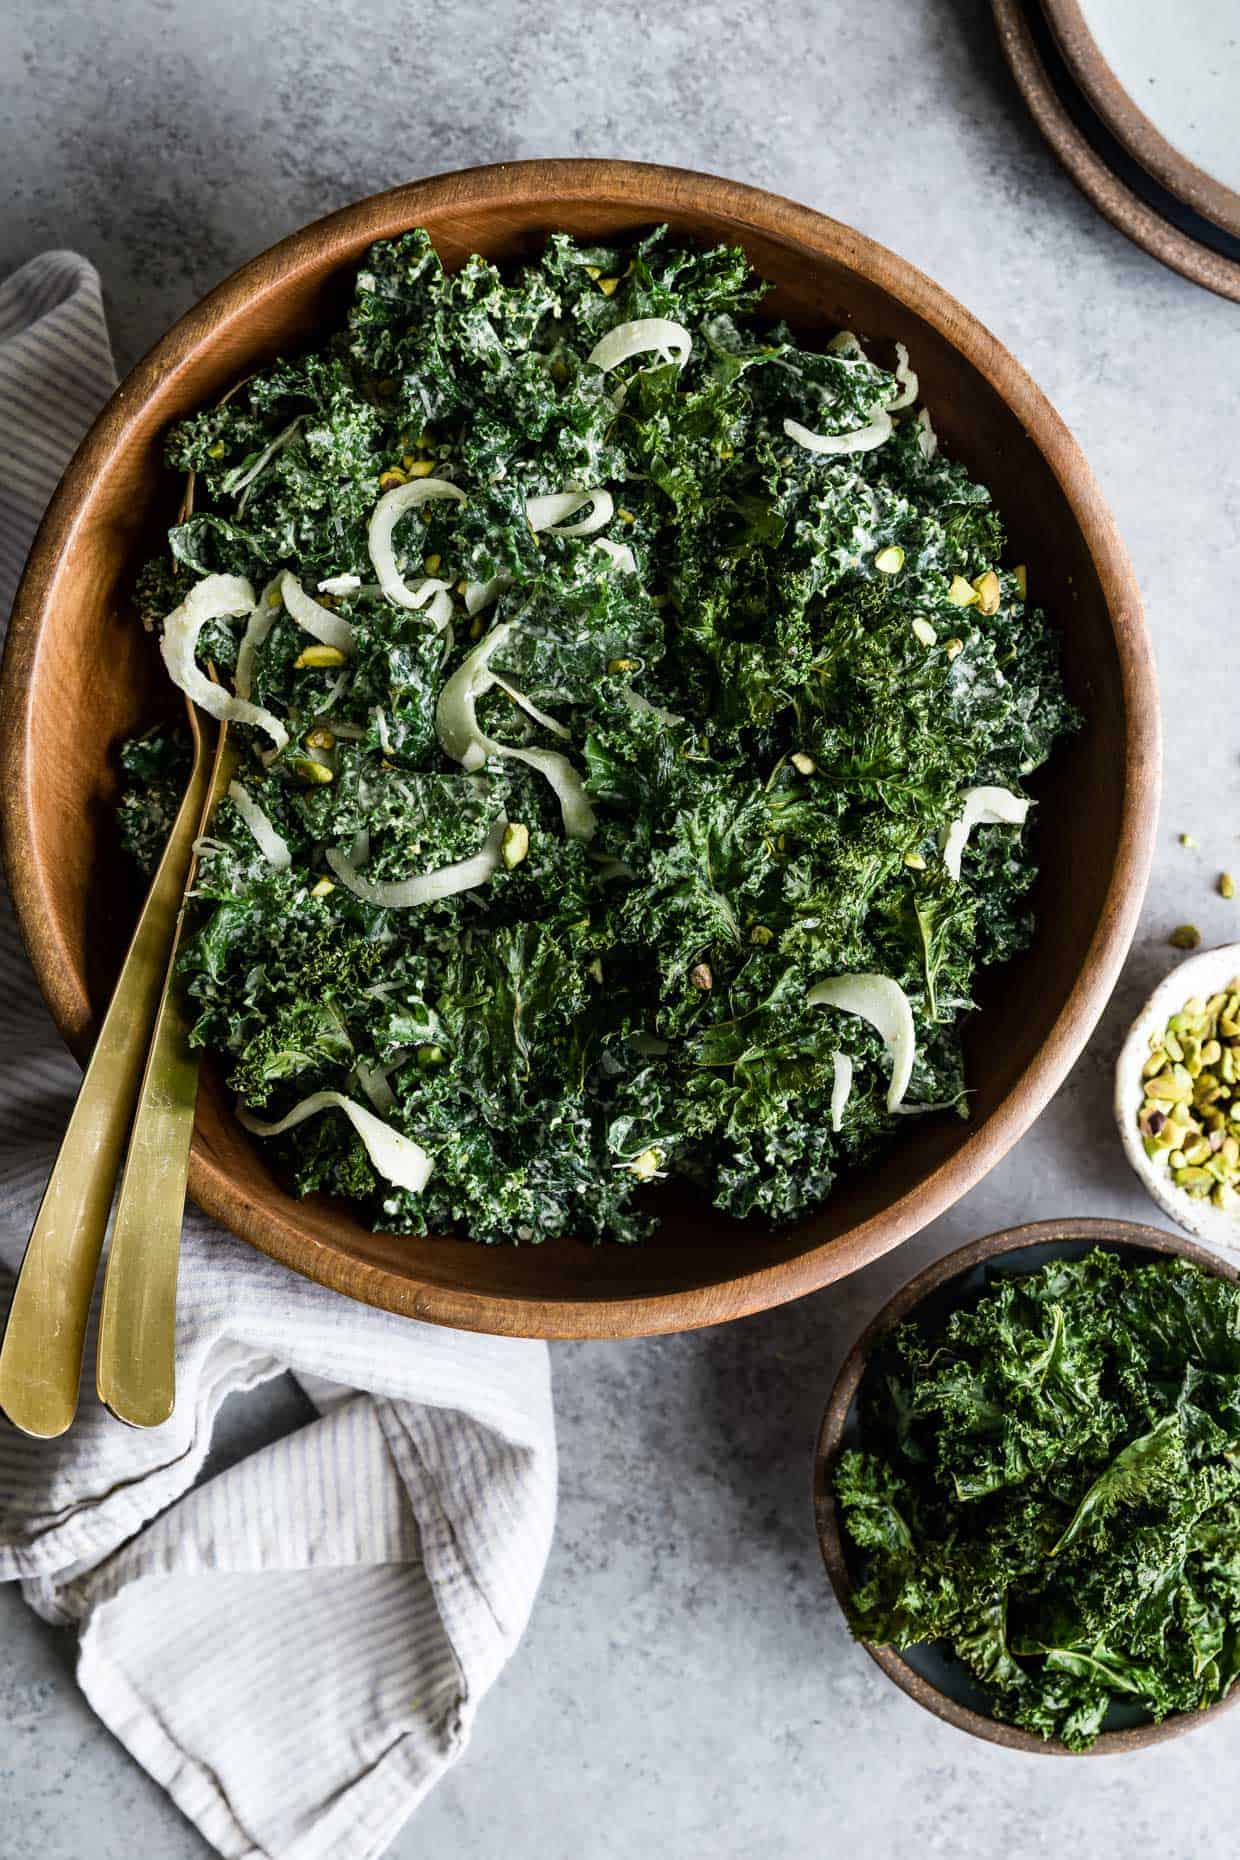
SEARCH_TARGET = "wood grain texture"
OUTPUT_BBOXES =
[995,0,1240,302]
[1040,0,1240,240]
[0,161,1159,1338]
[813,1218,1240,1754]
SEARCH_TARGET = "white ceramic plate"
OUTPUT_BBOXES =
[1115,943,1240,1250]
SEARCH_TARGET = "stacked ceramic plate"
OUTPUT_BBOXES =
[994,0,1240,301]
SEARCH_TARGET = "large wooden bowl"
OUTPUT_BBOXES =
[0,161,1158,1338]
[814,1219,1240,1753]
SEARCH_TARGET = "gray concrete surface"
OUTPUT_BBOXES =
[2,0,1239,1855]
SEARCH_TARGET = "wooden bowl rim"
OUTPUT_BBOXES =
[1040,0,1240,240]
[813,1216,1240,1753]
[993,0,1240,303]
[0,160,1160,1336]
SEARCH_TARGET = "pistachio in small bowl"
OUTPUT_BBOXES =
[1115,942,1240,1247]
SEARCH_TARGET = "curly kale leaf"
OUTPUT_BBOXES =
[836,1254,1240,1748]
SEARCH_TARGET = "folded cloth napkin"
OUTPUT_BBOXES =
[0,253,557,1860]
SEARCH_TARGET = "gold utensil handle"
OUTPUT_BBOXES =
[96,727,236,1428]
[0,712,212,1439]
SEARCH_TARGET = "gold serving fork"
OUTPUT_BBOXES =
[0,701,233,1437]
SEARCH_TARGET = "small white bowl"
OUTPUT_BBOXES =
[1115,943,1240,1248]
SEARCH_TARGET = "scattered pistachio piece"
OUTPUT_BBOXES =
[406,459,436,477]
[424,552,441,574]
[294,644,347,669]
[973,570,1001,616]
[598,276,621,296]
[689,962,713,991]
[378,467,407,490]
[628,1147,664,1180]
[1169,924,1202,950]
[912,618,938,647]
[874,545,905,575]
[790,751,817,775]
[947,575,979,607]
[417,1043,445,1068]
[945,637,964,661]
[304,726,336,751]
[207,441,226,460]
[608,657,636,674]
[1013,564,1027,599]
[1221,873,1236,900]
[1179,833,1197,848]
[294,758,334,785]
[904,851,927,870]
[502,822,530,870]
[749,924,774,946]
[309,877,335,898]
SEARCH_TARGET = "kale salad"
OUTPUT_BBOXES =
[120,227,1075,1245]
[836,1251,1240,1747]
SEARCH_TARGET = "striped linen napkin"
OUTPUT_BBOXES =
[0,253,557,1860]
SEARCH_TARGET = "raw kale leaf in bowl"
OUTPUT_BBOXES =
[121,226,1076,1245]
[835,1248,1240,1749]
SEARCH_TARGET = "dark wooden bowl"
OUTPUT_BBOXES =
[0,161,1159,1338]
[814,1218,1240,1754]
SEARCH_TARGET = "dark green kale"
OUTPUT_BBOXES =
[117,726,192,875]
[121,227,1076,1243]
[835,1251,1240,1748]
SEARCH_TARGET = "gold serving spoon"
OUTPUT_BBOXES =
[0,702,216,1438]
[95,712,236,1428]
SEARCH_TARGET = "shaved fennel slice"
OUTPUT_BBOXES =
[436,622,515,769]
[436,622,595,838]
[886,342,919,411]
[236,1092,432,1193]
[827,329,864,358]
[355,1059,396,1115]
[326,820,506,908]
[830,1050,854,1133]
[916,409,938,460]
[368,477,467,609]
[525,488,614,536]
[465,574,511,616]
[941,786,1030,881]
[227,780,291,869]
[226,416,301,509]
[280,571,355,654]
[594,537,637,575]
[501,745,596,840]
[587,318,692,373]
[235,578,282,699]
[491,672,572,740]
[783,409,894,457]
[808,974,916,1114]
[318,572,362,596]
[160,574,289,752]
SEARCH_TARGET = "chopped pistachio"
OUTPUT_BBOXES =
[294,758,334,785]
[629,1147,664,1180]
[309,877,335,898]
[207,440,226,459]
[416,1043,445,1069]
[406,459,436,477]
[1169,924,1202,950]
[501,822,530,870]
[689,962,713,991]
[1139,978,1240,1215]
[944,637,964,661]
[304,726,336,751]
[378,467,407,490]
[874,545,905,575]
[424,552,442,574]
[608,657,637,674]
[749,924,774,946]
[947,575,979,607]
[973,570,1001,615]
[294,643,347,669]
[790,751,817,775]
[1179,833,1197,848]
[1221,873,1236,900]
[1013,564,1027,599]
[903,851,927,870]
[598,276,621,296]
[912,617,938,647]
